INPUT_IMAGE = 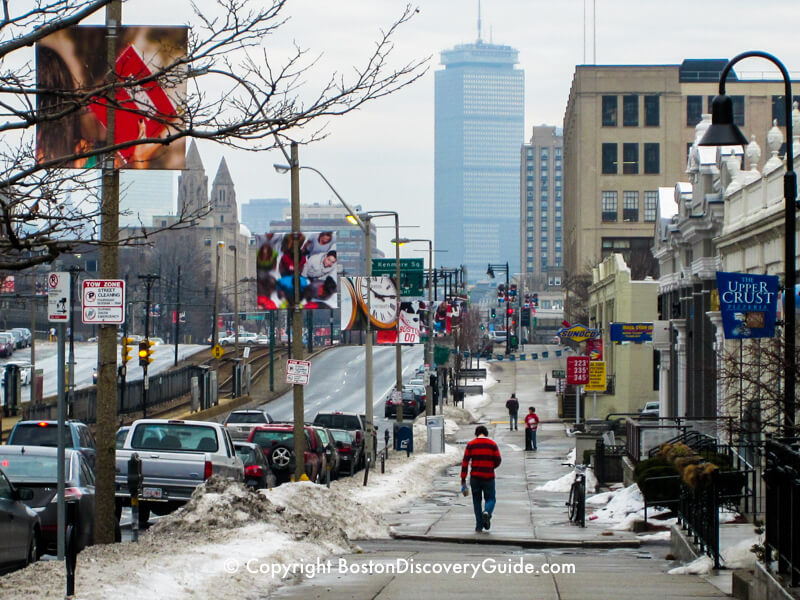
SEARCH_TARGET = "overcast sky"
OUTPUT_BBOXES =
[115,0,800,262]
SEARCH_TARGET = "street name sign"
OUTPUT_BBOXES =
[371,258,424,296]
[47,272,70,322]
[286,359,311,385]
[81,279,125,325]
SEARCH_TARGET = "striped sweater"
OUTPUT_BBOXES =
[460,436,502,481]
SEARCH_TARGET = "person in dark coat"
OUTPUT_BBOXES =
[505,393,519,431]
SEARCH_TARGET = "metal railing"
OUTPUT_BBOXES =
[625,416,736,463]
[764,437,800,587]
[594,438,625,486]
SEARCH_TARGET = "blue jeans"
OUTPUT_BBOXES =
[470,476,496,531]
[509,412,518,430]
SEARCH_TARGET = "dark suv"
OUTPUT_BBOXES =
[312,411,377,464]
[247,424,324,484]
[384,389,422,419]
[7,420,96,470]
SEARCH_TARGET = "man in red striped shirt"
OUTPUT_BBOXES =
[460,425,502,532]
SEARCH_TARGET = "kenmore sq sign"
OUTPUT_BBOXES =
[716,271,779,339]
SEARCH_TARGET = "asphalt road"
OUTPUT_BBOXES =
[257,344,426,439]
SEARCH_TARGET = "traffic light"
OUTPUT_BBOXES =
[480,323,485,330]
[509,283,517,299]
[138,339,156,367]
[122,337,136,364]
[507,306,513,316]
[490,308,496,319]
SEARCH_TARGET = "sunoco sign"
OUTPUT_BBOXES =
[557,324,599,342]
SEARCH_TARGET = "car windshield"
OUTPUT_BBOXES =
[330,430,352,443]
[226,412,268,424]
[314,414,361,430]
[8,423,62,447]
[251,430,293,445]
[235,447,255,463]
[0,454,72,482]
[131,423,219,452]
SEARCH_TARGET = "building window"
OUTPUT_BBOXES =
[623,191,639,222]
[541,148,549,160]
[623,94,638,126]
[644,191,658,222]
[687,95,702,126]
[602,191,618,222]
[623,143,639,174]
[602,95,618,126]
[771,95,800,126]
[644,143,660,174]
[644,95,659,127]
[602,143,617,174]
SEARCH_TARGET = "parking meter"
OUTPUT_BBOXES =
[127,453,143,541]
[384,428,390,451]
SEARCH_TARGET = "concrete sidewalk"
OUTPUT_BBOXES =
[271,352,728,599]
[388,354,639,548]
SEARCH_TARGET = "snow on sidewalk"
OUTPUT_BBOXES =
[0,447,460,600]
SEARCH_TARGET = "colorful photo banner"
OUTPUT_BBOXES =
[340,276,398,331]
[716,271,779,339]
[37,26,188,169]
[609,323,654,343]
[255,231,338,309]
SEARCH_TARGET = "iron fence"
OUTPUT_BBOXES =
[764,437,800,587]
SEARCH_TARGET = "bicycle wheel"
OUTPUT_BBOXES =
[575,481,586,527]
[567,483,579,522]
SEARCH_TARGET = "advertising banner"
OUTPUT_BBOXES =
[586,338,603,361]
[377,300,423,344]
[255,231,338,310]
[340,276,398,331]
[36,26,188,169]
[609,323,654,343]
[716,271,779,339]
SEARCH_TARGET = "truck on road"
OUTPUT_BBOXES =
[115,419,244,527]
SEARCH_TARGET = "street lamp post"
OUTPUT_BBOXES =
[487,263,511,355]
[394,238,434,417]
[233,245,239,359]
[212,241,225,347]
[699,51,797,435]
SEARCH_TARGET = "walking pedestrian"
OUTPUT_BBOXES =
[505,393,519,431]
[460,425,502,532]
[524,406,540,451]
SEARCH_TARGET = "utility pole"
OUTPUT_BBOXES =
[139,274,160,418]
[289,142,306,481]
[174,266,181,366]
[233,245,239,358]
[94,0,121,545]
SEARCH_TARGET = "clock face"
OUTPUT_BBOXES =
[340,278,358,330]
[357,276,399,328]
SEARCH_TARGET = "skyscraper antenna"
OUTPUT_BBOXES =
[477,0,482,42]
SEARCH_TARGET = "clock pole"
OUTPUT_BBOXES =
[394,213,404,424]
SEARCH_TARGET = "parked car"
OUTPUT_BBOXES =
[115,426,131,450]
[0,332,15,357]
[233,441,275,489]
[491,331,508,344]
[0,446,95,556]
[384,388,423,419]
[4,329,25,349]
[7,420,96,470]
[115,419,244,527]
[223,409,274,441]
[0,468,40,572]
[309,426,340,481]
[10,328,31,347]
[639,401,660,419]
[312,411,376,461]
[328,429,362,476]
[247,424,323,484]
[219,332,259,345]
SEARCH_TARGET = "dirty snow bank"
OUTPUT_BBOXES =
[0,447,460,600]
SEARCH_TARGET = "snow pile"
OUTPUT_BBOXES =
[589,484,644,525]
[565,447,576,465]
[721,536,760,569]
[637,531,671,542]
[534,467,598,494]
[668,555,714,575]
[0,446,460,600]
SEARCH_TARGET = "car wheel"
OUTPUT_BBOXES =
[270,445,292,470]
[26,529,39,565]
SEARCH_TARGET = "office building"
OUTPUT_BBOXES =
[241,198,290,235]
[119,170,174,227]
[435,37,524,278]
[563,58,791,314]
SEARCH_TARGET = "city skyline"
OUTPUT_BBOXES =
[87,0,800,271]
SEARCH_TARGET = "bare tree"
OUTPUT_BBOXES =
[0,0,428,270]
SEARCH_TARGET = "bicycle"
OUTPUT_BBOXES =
[562,463,590,527]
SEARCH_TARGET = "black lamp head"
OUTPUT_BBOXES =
[698,94,749,147]
[486,265,494,278]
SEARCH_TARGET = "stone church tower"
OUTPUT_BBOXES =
[176,140,208,218]
[210,157,237,226]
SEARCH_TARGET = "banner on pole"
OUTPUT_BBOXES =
[716,271,779,339]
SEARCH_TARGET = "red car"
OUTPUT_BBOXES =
[247,424,326,484]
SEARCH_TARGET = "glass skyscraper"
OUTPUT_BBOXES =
[434,40,524,279]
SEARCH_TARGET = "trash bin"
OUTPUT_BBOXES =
[426,415,445,454]
[393,422,413,453]
[3,364,21,417]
